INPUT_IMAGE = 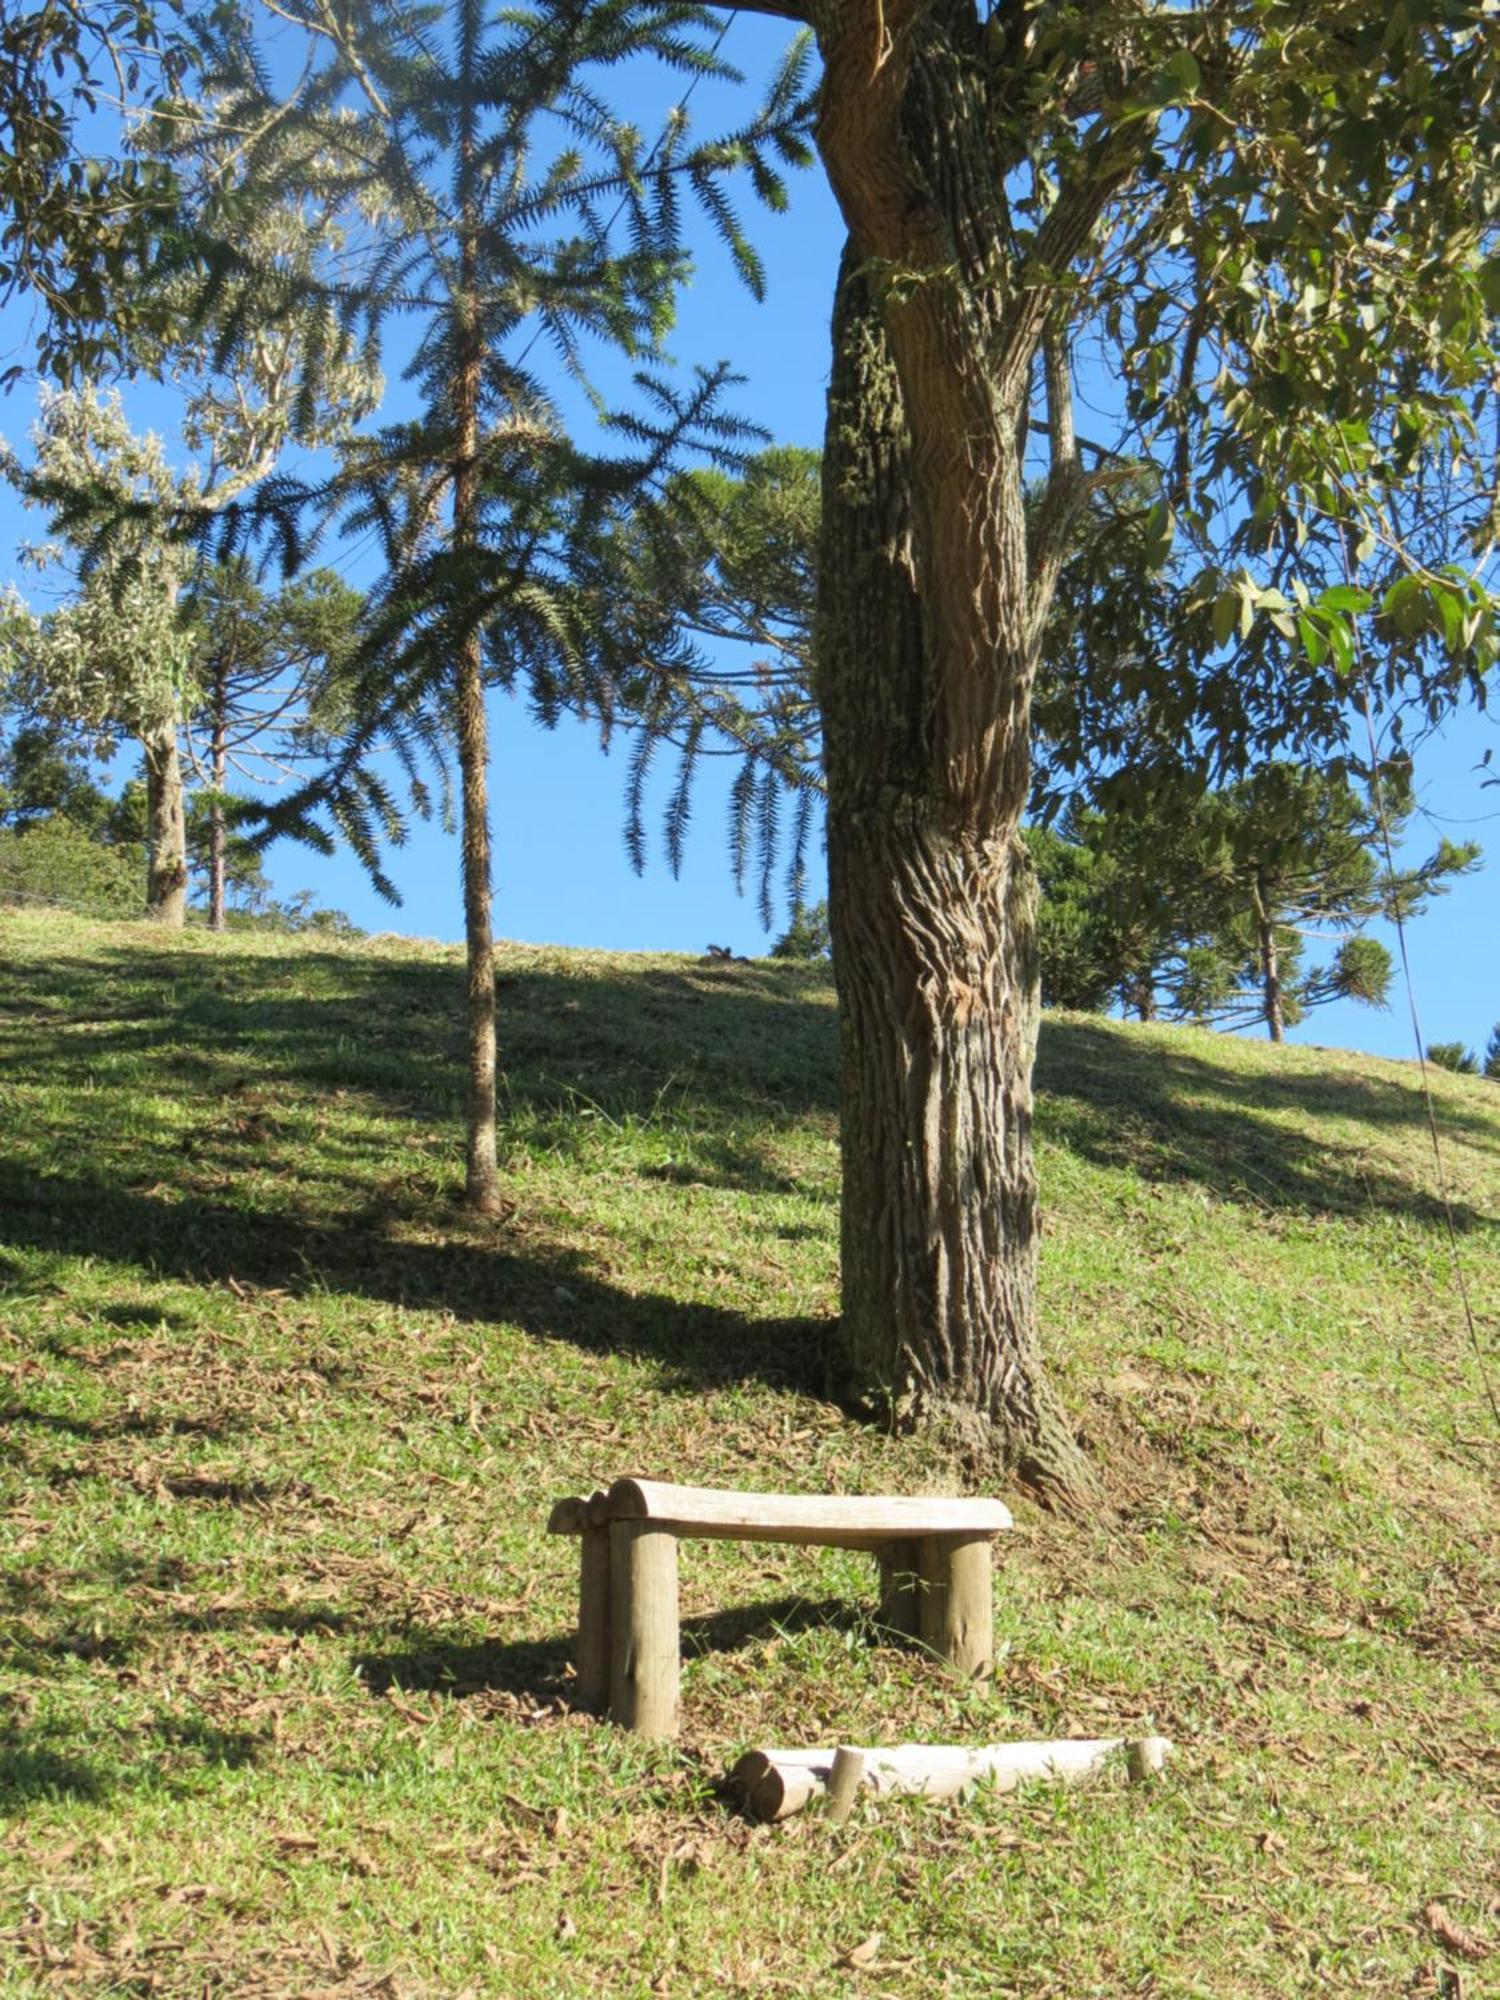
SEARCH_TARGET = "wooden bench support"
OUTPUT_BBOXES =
[877,1540,923,1639]
[575,1522,613,1715]
[919,1533,994,1679]
[609,1520,679,1739]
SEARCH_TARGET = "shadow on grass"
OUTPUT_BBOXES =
[352,1595,857,1708]
[0,1173,834,1398]
[1036,1019,1497,1228]
[0,1739,110,1808]
[1,1401,247,1444]
[3,936,1488,1233]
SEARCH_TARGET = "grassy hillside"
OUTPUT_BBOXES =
[1,908,1496,1998]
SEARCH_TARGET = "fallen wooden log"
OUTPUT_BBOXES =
[730,1736,1172,1823]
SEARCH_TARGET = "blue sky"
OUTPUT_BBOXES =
[2,8,1497,1067]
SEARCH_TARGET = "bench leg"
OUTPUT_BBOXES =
[575,1523,612,1715]
[877,1539,923,1639]
[919,1534,994,1678]
[609,1521,680,1739]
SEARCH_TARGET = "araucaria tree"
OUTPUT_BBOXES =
[725,0,1498,1496]
[188,0,808,1214]
[1177,764,1477,1042]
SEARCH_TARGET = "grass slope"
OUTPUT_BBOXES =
[1,908,1496,1999]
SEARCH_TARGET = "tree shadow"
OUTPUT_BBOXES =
[2,941,1491,1359]
[0,1739,109,1808]
[0,942,840,1138]
[0,1171,835,1398]
[1,1402,246,1444]
[1036,1019,1497,1229]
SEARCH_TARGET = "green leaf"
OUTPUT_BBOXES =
[1296,615,1328,669]
[1212,588,1239,650]
[1314,585,1372,616]
[1165,50,1201,96]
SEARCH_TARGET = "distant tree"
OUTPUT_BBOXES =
[0,713,144,915]
[2,392,197,921]
[771,898,829,961]
[1427,1042,1479,1076]
[1023,825,1120,1013]
[1485,1026,1500,1083]
[0,720,119,837]
[1173,766,1479,1042]
[180,561,366,930]
[0,813,144,919]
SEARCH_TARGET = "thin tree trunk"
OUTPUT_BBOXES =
[1253,889,1284,1042]
[142,721,187,927]
[808,2,1114,1499]
[208,677,227,932]
[454,131,501,1216]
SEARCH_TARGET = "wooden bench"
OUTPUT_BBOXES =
[547,1477,1013,1739]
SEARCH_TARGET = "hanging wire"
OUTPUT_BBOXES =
[1346,554,1500,1436]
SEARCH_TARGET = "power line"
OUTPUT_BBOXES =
[1348,583,1500,1436]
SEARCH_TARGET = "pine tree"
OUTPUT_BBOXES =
[1166,766,1479,1042]
[1428,1042,1479,1076]
[181,563,367,929]
[576,445,823,922]
[165,0,812,1212]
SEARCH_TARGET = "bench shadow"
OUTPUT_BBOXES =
[351,1596,858,1710]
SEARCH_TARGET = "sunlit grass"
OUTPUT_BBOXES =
[1,907,1496,1996]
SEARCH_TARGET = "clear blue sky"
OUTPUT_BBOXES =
[2,10,1496,1066]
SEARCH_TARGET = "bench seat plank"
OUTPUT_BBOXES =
[592,1477,1011,1548]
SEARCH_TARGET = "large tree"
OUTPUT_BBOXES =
[720,0,1498,1497]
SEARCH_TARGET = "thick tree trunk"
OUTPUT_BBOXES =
[806,1,1114,1499]
[818,252,1086,1493]
[142,722,187,927]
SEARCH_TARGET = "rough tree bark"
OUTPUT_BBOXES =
[142,721,188,927]
[804,0,1122,1497]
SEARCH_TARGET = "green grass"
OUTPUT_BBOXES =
[1,906,1496,1998]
